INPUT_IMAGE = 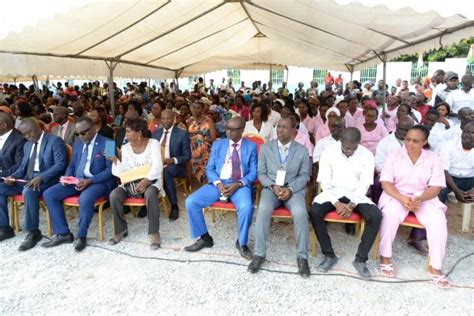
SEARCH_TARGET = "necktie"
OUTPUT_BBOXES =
[76,144,89,179]
[26,142,38,180]
[281,145,288,167]
[231,143,241,181]
[58,125,64,139]
[161,130,169,147]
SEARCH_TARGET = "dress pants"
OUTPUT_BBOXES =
[43,183,109,238]
[163,164,186,206]
[110,186,160,235]
[0,179,50,231]
[439,176,474,203]
[253,188,309,259]
[309,202,382,262]
[379,199,447,270]
[185,182,253,246]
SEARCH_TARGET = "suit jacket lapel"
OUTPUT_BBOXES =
[240,139,247,170]
[39,133,48,167]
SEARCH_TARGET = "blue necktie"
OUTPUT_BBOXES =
[76,144,89,179]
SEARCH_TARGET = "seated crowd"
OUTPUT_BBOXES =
[0,70,473,289]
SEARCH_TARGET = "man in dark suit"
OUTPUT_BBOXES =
[42,117,116,251]
[0,112,26,241]
[0,112,26,179]
[0,118,67,250]
[51,106,75,145]
[184,117,257,259]
[152,110,191,220]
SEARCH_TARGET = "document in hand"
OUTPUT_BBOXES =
[60,176,80,185]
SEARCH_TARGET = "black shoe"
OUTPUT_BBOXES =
[74,238,87,252]
[318,255,338,272]
[0,226,15,241]
[407,239,429,255]
[41,233,74,248]
[235,240,252,260]
[137,206,147,218]
[297,258,311,278]
[184,237,214,252]
[18,231,42,251]
[169,206,179,221]
[248,255,265,273]
[345,223,355,235]
[352,260,371,278]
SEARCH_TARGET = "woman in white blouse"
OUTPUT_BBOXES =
[108,118,163,250]
[243,103,275,142]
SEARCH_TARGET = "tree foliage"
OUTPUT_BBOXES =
[391,37,474,63]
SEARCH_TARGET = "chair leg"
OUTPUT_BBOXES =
[211,209,216,223]
[98,204,104,241]
[426,256,430,272]
[461,203,472,233]
[372,232,380,261]
[310,230,317,257]
[13,202,20,233]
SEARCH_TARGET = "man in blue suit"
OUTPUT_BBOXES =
[42,117,116,252]
[152,110,191,221]
[184,117,257,259]
[0,112,26,241]
[0,118,67,251]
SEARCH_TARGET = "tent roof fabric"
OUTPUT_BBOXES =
[0,0,472,79]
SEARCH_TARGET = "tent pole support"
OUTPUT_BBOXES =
[344,64,354,81]
[105,60,119,116]
[382,52,387,112]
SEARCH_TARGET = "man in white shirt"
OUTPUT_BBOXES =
[446,74,474,118]
[437,121,474,204]
[447,107,474,141]
[309,128,382,278]
[375,116,414,173]
[312,116,345,164]
[429,70,446,107]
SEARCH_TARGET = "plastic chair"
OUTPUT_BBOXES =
[11,195,51,236]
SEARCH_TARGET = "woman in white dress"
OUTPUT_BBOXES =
[243,103,275,142]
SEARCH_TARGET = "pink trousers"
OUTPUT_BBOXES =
[379,198,447,270]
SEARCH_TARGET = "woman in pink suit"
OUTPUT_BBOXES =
[378,125,449,289]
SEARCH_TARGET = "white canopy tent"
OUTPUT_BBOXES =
[1,0,472,78]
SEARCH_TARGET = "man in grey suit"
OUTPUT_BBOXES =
[248,116,311,277]
[51,106,75,145]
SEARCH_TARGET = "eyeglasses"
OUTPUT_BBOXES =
[75,126,92,136]
[225,127,244,132]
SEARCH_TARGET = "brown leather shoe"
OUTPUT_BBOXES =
[108,230,128,246]
[149,233,161,250]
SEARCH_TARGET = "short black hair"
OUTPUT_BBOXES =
[125,117,150,138]
[250,103,269,122]
[409,124,430,141]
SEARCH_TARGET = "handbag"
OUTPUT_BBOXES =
[118,165,152,198]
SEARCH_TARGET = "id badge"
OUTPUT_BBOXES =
[275,169,286,186]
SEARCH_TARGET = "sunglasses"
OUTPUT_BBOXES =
[75,126,92,137]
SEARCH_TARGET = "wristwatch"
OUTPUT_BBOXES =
[238,181,245,187]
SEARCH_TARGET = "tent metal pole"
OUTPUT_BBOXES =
[106,60,118,116]
[382,52,387,112]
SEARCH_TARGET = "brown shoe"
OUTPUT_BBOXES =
[108,230,128,246]
[149,233,161,250]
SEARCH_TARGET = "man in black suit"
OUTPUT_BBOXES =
[152,110,191,220]
[0,112,26,241]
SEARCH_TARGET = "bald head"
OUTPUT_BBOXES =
[395,115,415,141]
[341,127,361,144]
[0,111,14,135]
[459,107,474,127]
[53,106,69,124]
[18,118,42,143]
[225,116,246,142]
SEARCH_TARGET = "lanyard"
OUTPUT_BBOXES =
[277,145,289,169]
